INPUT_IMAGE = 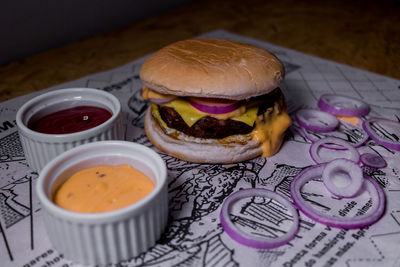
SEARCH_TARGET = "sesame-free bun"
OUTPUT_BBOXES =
[144,108,262,163]
[140,39,284,100]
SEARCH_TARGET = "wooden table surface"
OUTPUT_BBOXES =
[1,0,399,102]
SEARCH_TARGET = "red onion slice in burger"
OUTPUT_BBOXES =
[188,97,243,114]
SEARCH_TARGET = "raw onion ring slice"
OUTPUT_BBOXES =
[362,117,400,151]
[188,97,243,114]
[318,94,370,117]
[295,108,339,133]
[290,164,385,229]
[360,153,387,169]
[220,188,299,249]
[309,137,360,164]
[322,158,363,198]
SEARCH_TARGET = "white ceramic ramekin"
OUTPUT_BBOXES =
[36,141,168,266]
[16,88,124,172]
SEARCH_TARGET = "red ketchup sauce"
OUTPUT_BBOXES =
[28,106,112,134]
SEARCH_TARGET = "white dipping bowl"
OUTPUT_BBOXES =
[16,88,124,172]
[36,141,168,265]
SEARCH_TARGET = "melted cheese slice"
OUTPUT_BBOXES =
[142,86,171,100]
[163,99,258,127]
[251,103,292,157]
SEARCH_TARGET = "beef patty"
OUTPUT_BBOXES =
[158,88,285,139]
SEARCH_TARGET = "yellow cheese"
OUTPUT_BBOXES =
[251,103,292,157]
[336,115,359,126]
[163,99,205,127]
[141,86,171,100]
[162,99,258,127]
[151,103,168,129]
[231,106,258,125]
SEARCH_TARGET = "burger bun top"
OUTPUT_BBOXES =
[140,39,285,100]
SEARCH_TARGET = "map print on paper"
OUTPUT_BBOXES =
[0,30,400,267]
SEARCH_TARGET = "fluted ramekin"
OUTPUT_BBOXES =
[36,140,168,266]
[16,88,124,172]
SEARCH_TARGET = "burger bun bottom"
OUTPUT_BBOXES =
[144,107,262,164]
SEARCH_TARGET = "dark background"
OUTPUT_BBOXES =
[1,0,193,64]
[1,0,399,101]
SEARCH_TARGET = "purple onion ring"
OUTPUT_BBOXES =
[290,164,386,229]
[220,188,299,249]
[318,94,370,117]
[362,117,400,151]
[295,108,339,133]
[309,137,360,164]
[360,153,387,169]
[322,158,363,198]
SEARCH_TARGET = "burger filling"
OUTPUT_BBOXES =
[142,86,291,157]
[159,106,253,139]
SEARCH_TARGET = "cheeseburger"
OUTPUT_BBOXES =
[140,38,291,163]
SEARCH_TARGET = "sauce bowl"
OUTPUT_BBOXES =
[16,88,124,172]
[36,140,168,265]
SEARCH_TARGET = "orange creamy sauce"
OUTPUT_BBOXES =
[54,164,154,213]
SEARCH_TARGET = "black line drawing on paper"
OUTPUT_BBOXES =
[0,131,25,164]
[0,178,30,227]
[85,72,140,92]
[388,167,400,192]
[362,167,388,188]
[0,131,34,228]
[345,231,400,267]
[0,219,13,261]
[390,210,400,227]
[288,120,369,148]
[127,87,149,129]
[0,129,39,262]
[367,120,400,145]
[102,75,139,93]
[119,138,308,266]
[232,195,295,241]
[0,167,38,262]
